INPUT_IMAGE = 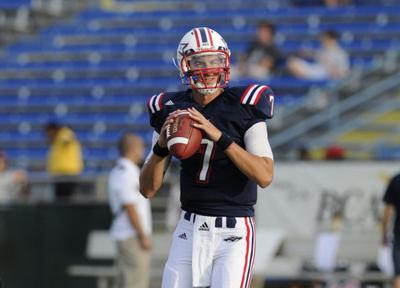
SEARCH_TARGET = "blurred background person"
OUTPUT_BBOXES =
[232,20,282,80]
[44,122,83,200]
[291,0,352,7]
[0,150,28,204]
[108,133,152,288]
[324,144,346,160]
[382,172,400,288]
[297,146,312,160]
[324,0,352,7]
[288,30,349,81]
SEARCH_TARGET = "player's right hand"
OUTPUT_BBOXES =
[158,109,182,148]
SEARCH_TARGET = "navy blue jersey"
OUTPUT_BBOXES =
[147,84,274,217]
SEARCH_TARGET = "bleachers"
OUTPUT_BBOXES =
[332,92,400,160]
[0,0,31,9]
[2,2,400,171]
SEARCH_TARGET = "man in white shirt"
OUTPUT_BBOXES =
[108,133,152,288]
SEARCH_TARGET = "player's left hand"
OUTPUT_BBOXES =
[187,107,222,142]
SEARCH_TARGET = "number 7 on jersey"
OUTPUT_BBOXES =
[196,139,216,183]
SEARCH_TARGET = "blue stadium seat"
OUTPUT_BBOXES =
[0,0,31,9]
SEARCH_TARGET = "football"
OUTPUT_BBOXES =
[166,111,202,159]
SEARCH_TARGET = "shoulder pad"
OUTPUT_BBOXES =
[148,91,183,132]
[147,91,183,114]
[240,84,274,119]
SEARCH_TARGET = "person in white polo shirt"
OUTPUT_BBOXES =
[108,133,152,288]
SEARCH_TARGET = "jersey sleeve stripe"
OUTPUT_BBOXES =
[250,85,268,105]
[240,84,256,103]
[240,84,258,104]
[151,94,158,112]
[243,85,260,104]
[148,94,156,114]
[154,93,163,111]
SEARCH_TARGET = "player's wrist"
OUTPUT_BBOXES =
[153,142,169,158]
[157,139,167,148]
[217,133,234,151]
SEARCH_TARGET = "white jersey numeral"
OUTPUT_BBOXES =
[197,139,215,183]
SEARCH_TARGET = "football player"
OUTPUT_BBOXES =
[140,27,274,288]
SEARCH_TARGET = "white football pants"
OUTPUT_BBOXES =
[162,211,256,288]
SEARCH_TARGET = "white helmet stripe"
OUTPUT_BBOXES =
[206,28,214,46]
[193,28,201,48]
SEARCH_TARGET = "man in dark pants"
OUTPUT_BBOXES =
[382,173,400,288]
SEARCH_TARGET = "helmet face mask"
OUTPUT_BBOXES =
[183,51,230,94]
[176,28,231,95]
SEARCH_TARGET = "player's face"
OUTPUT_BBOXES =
[188,53,226,86]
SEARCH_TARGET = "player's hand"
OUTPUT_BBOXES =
[158,109,182,148]
[187,107,222,142]
[139,234,152,251]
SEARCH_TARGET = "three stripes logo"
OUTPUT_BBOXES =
[178,233,187,240]
[198,222,209,231]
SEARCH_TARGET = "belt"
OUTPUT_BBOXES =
[184,211,237,228]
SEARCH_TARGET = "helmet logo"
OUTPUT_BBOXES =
[179,42,189,56]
